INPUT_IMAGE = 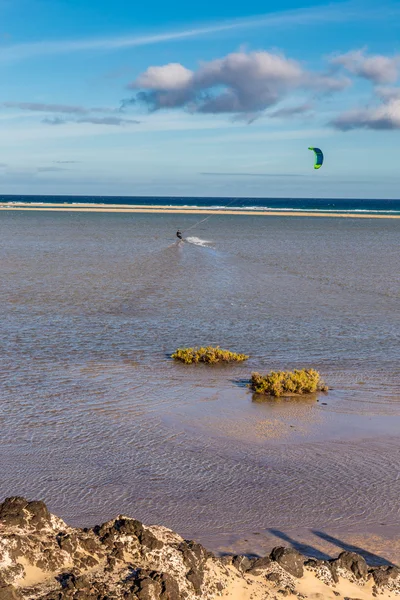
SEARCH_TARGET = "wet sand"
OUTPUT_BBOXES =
[1,202,400,218]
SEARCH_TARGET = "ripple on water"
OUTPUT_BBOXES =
[0,211,399,557]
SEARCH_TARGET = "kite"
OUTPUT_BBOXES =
[308,147,324,169]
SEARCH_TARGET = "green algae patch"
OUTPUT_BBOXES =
[250,369,328,397]
[172,346,249,365]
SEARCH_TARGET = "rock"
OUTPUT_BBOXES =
[232,555,253,573]
[304,558,325,568]
[0,497,51,530]
[178,540,208,568]
[1,497,398,600]
[129,571,180,600]
[57,573,77,591]
[371,565,400,587]
[186,568,203,594]
[94,517,163,552]
[56,534,77,554]
[155,572,181,600]
[332,552,368,580]
[247,556,272,574]
[0,583,24,600]
[329,563,340,584]
[219,555,233,566]
[266,572,282,583]
[26,501,51,527]
[0,498,30,528]
[270,547,304,578]
[131,573,161,600]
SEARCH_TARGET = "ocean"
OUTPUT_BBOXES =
[0,199,399,563]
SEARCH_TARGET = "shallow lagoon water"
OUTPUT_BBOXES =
[0,210,399,564]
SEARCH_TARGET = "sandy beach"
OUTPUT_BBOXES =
[1,202,400,218]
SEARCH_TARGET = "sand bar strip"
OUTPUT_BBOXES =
[0,203,399,218]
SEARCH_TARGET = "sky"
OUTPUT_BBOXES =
[0,0,400,198]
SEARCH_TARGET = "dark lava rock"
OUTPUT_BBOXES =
[371,565,400,587]
[0,575,24,600]
[219,555,233,566]
[232,555,253,573]
[332,552,368,580]
[26,501,51,527]
[266,572,282,584]
[178,540,207,594]
[94,517,163,552]
[178,540,208,569]
[129,570,180,600]
[0,587,24,600]
[186,568,203,595]
[247,556,272,575]
[155,572,182,600]
[329,563,340,584]
[270,547,304,578]
[0,498,30,528]
[141,529,164,552]
[56,533,77,554]
[57,573,77,591]
[304,558,325,568]
[305,558,339,583]
[0,497,51,530]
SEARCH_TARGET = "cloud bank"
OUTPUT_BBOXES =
[332,94,400,130]
[125,47,400,130]
[331,49,400,84]
[331,53,400,130]
[127,50,349,120]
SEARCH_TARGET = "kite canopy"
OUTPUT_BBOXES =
[308,147,324,169]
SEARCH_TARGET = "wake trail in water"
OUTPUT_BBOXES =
[185,236,213,247]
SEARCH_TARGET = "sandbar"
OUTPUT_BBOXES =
[0,202,399,218]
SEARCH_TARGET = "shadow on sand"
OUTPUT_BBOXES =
[267,528,395,566]
[312,530,395,567]
[268,529,331,561]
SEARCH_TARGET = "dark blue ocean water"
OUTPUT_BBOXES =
[1,194,400,215]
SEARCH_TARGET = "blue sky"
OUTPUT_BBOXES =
[1,0,400,197]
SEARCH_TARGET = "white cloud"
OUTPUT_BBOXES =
[135,64,193,90]
[332,97,400,129]
[128,50,349,118]
[331,49,400,84]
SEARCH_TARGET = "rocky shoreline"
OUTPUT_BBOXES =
[0,498,398,600]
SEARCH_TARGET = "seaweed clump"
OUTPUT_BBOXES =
[172,346,249,365]
[250,368,328,397]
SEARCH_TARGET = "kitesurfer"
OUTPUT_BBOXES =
[176,230,183,240]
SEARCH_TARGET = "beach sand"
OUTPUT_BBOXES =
[1,202,400,218]
[219,567,397,600]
